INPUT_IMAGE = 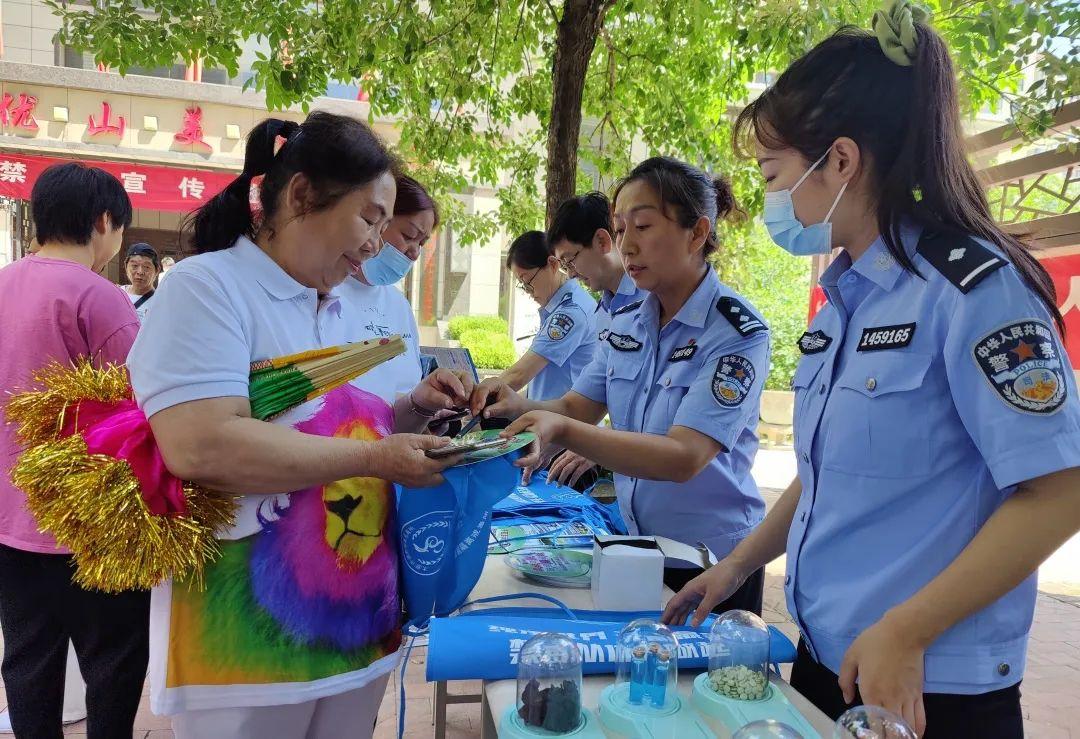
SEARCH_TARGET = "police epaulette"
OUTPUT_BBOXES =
[612,299,644,317]
[916,229,1006,295]
[717,296,767,336]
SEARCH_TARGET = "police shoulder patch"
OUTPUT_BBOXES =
[972,319,1067,415]
[607,332,642,352]
[798,330,832,355]
[598,329,610,342]
[712,354,756,407]
[546,312,575,341]
[717,297,767,336]
[612,299,644,317]
[916,229,1006,294]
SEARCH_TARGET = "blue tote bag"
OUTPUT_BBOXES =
[396,452,523,628]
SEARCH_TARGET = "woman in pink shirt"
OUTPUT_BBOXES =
[0,163,148,738]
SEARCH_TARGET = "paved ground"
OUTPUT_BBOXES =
[4,449,1076,738]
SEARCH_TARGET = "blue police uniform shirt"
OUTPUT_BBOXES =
[528,278,598,401]
[572,268,768,559]
[787,221,1080,694]
[594,273,647,354]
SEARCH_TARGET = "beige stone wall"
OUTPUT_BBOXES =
[0,61,394,171]
[1,0,61,66]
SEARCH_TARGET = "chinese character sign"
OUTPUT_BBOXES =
[87,101,126,138]
[178,176,205,200]
[0,161,28,184]
[0,93,39,132]
[174,106,211,151]
[120,172,147,194]
[0,152,232,213]
[1039,251,1080,371]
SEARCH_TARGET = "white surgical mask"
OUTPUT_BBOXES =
[360,241,415,285]
[762,148,847,256]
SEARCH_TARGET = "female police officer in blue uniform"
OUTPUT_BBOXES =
[497,231,597,401]
[663,3,1080,736]
[473,158,769,612]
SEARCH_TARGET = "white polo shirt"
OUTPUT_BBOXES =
[329,277,423,399]
[127,236,401,714]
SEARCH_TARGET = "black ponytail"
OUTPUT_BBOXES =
[734,22,1063,332]
[613,157,744,258]
[187,113,394,253]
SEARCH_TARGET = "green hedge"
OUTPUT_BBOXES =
[458,328,515,370]
[448,315,509,340]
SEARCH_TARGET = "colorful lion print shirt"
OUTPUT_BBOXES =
[128,237,402,713]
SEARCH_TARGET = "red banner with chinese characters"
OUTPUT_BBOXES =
[0,151,235,213]
[1036,250,1080,368]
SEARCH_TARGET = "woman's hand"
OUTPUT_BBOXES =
[548,450,597,488]
[368,433,457,488]
[410,369,474,417]
[661,557,750,627]
[470,378,528,421]
[520,444,562,486]
[839,614,927,737]
[503,411,567,475]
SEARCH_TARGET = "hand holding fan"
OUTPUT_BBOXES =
[5,336,405,592]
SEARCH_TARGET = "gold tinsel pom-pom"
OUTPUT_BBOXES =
[6,361,131,448]
[6,361,237,592]
[11,435,237,592]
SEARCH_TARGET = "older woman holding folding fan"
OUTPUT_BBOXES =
[125,113,466,739]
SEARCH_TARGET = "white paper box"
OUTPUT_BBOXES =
[590,536,664,612]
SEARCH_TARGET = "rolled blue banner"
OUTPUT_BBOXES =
[426,610,797,682]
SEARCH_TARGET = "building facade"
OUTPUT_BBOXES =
[0,0,515,348]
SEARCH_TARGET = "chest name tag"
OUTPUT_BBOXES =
[547,312,575,341]
[607,332,642,352]
[857,322,916,352]
[668,342,698,363]
[798,330,832,355]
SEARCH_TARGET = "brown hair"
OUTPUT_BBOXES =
[394,175,440,227]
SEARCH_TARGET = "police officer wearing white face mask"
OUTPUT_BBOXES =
[332,175,435,399]
[663,4,1080,737]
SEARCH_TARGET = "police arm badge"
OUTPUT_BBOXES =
[712,354,756,407]
[546,312,575,341]
[973,320,1067,415]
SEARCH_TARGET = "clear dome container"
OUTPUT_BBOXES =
[706,610,770,701]
[833,705,916,739]
[614,619,679,710]
[515,632,583,734]
[732,719,806,738]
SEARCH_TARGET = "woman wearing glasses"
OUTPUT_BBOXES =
[496,230,598,401]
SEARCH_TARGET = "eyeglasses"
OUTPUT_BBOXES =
[515,267,542,295]
[557,248,584,276]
